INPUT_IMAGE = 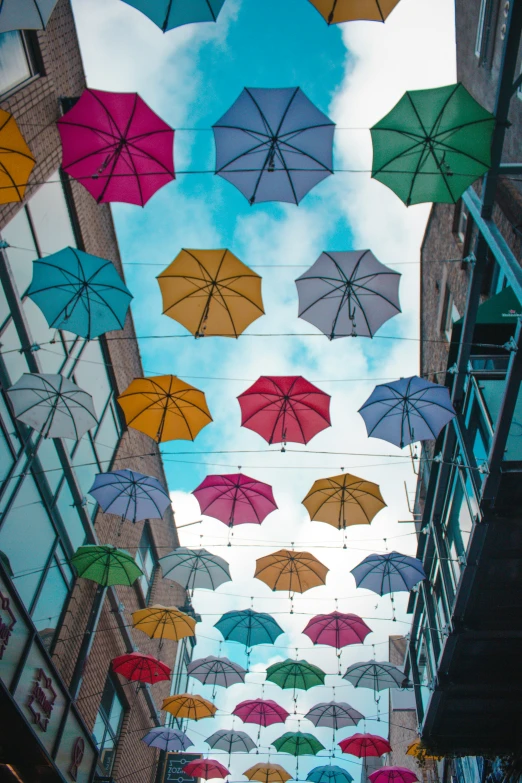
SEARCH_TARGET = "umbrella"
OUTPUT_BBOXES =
[306,0,401,23]
[233,699,289,727]
[142,727,194,752]
[192,473,277,527]
[157,249,264,338]
[351,552,426,595]
[57,88,175,206]
[371,83,495,206]
[238,376,331,446]
[338,734,391,758]
[213,87,335,205]
[0,110,35,204]
[7,373,97,440]
[307,767,354,783]
[162,693,217,720]
[304,702,364,729]
[112,652,171,684]
[296,250,401,339]
[273,732,325,776]
[369,769,418,783]
[188,656,246,688]
[358,376,456,448]
[214,609,284,647]
[27,248,133,340]
[159,548,232,592]
[244,764,292,783]
[206,730,257,754]
[266,660,325,691]
[343,661,408,691]
[117,375,212,443]
[71,544,143,587]
[303,612,372,648]
[89,469,171,524]
[302,473,386,532]
[255,550,328,594]
[183,760,230,781]
[121,0,226,31]
[0,0,59,32]
[406,740,443,761]
[132,605,196,643]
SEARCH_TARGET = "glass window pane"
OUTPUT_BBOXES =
[0,32,31,96]
[94,404,120,470]
[55,479,86,551]
[27,174,76,255]
[108,693,124,735]
[73,341,112,419]
[0,319,29,384]
[71,437,99,503]
[35,437,63,497]
[56,544,74,586]
[23,299,66,372]
[0,206,37,297]
[32,558,69,650]
[0,427,14,484]
[0,394,21,453]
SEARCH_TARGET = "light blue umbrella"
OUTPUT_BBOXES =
[89,469,171,524]
[121,0,226,31]
[214,609,284,647]
[350,552,426,596]
[27,247,133,340]
[142,727,194,752]
[307,766,354,783]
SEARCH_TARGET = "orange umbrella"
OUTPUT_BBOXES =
[0,109,35,204]
[162,693,217,720]
[307,0,401,24]
[132,605,196,642]
[302,473,386,530]
[254,550,328,593]
[244,764,292,783]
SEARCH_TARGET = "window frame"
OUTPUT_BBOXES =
[135,524,158,605]
[0,30,41,100]
[93,674,126,776]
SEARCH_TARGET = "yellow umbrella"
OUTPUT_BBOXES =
[307,0,401,24]
[254,549,329,593]
[0,110,36,205]
[244,764,292,783]
[157,249,264,337]
[117,375,212,443]
[406,740,443,761]
[132,605,196,643]
[162,693,217,720]
[302,473,386,530]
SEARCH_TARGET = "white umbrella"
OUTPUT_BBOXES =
[0,0,59,32]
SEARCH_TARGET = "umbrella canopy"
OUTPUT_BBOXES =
[214,609,284,647]
[238,376,331,445]
[255,550,329,593]
[343,661,408,691]
[159,548,232,591]
[0,110,35,204]
[112,652,171,684]
[296,251,401,339]
[27,248,133,341]
[117,375,212,443]
[206,730,257,754]
[0,0,59,32]
[266,660,326,690]
[121,0,226,31]
[142,727,193,752]
[358,376,456,448]
[351,552,426,595]
[273,732,325,756]
[7,373,97,440]
[302,473,386,530]
[244,764,292,783]
[307,0,401,23]
[89,469,170,523]
[183,760,230,781]
[162,693,217,720]
[307,766,354,783]
[369,768,418,783]
[406,740,443,761]
[338,734,391,758]
[192,473,277,527]
[304,702,364,729]
[132,605,196,642]
[371,83,495,206]
[233,699,289,727]
[213,87,335,205]
[188,656,246,688]
[71,544,143,587]
[303,612,372,648]
[158,249,264,338]
[57,88,175,206]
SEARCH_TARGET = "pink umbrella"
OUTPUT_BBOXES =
[303,612,372,648]
[57,88,175,205]
[370,769,418,783]
[338,734,391,758]
[183,760,230,780]
[192,473,278,527]
[237,376,331,446]
[233,699,289,727]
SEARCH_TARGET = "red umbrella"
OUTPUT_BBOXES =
[112,652,171,684]
[338,734,391,758]
[370,768,418,783]
[57,88,175,206]
[237,376,331,446]
[303,612,372,648]
[183,760,230,780]
[233,699,289,727]
[193,473,278,527]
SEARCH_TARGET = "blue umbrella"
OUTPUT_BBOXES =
[27,247,133,340]
[142,727,194,752]
[358,376,456,448]
[213,87,335,205]
[121,0,226,31]
[307,766,354,783]
[350,552,426,596]
[214,609,284,647]
[89,469,171,524]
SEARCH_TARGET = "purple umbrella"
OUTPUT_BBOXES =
[89,469,171,524]
[192,473,278,527]
[142,727,193,752]
[351,552,426,596]
[213,87,335,205]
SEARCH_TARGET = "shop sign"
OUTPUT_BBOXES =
[68,737,85,781]
[0,588,16,658]
[27,667,57,731]
[162,753,202,783]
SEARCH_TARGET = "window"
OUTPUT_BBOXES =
[0,32,36,97]
[92,676,125,776]
[440,286,460,341]
[135,526,157,603]
[475,0,493,63]
[455,202,469,245]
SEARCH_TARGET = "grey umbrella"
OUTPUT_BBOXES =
[296,250,401,339]
[343,661,409,692]
[0,0,58,32]
[304,702,364,729]
[351,552,426,596]
[159,547,232,591]
[206,730,257,754]
[187,656,246,688]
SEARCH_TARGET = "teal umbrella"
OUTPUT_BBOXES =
[71,544,143,587]
[214,609,284,647]
[121,0,226,31]
[307,767,354,783]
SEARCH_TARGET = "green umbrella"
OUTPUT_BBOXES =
[71,544,143,587]
[273,731,325,777]
[370,83,495,206]
[266,659,326,690]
